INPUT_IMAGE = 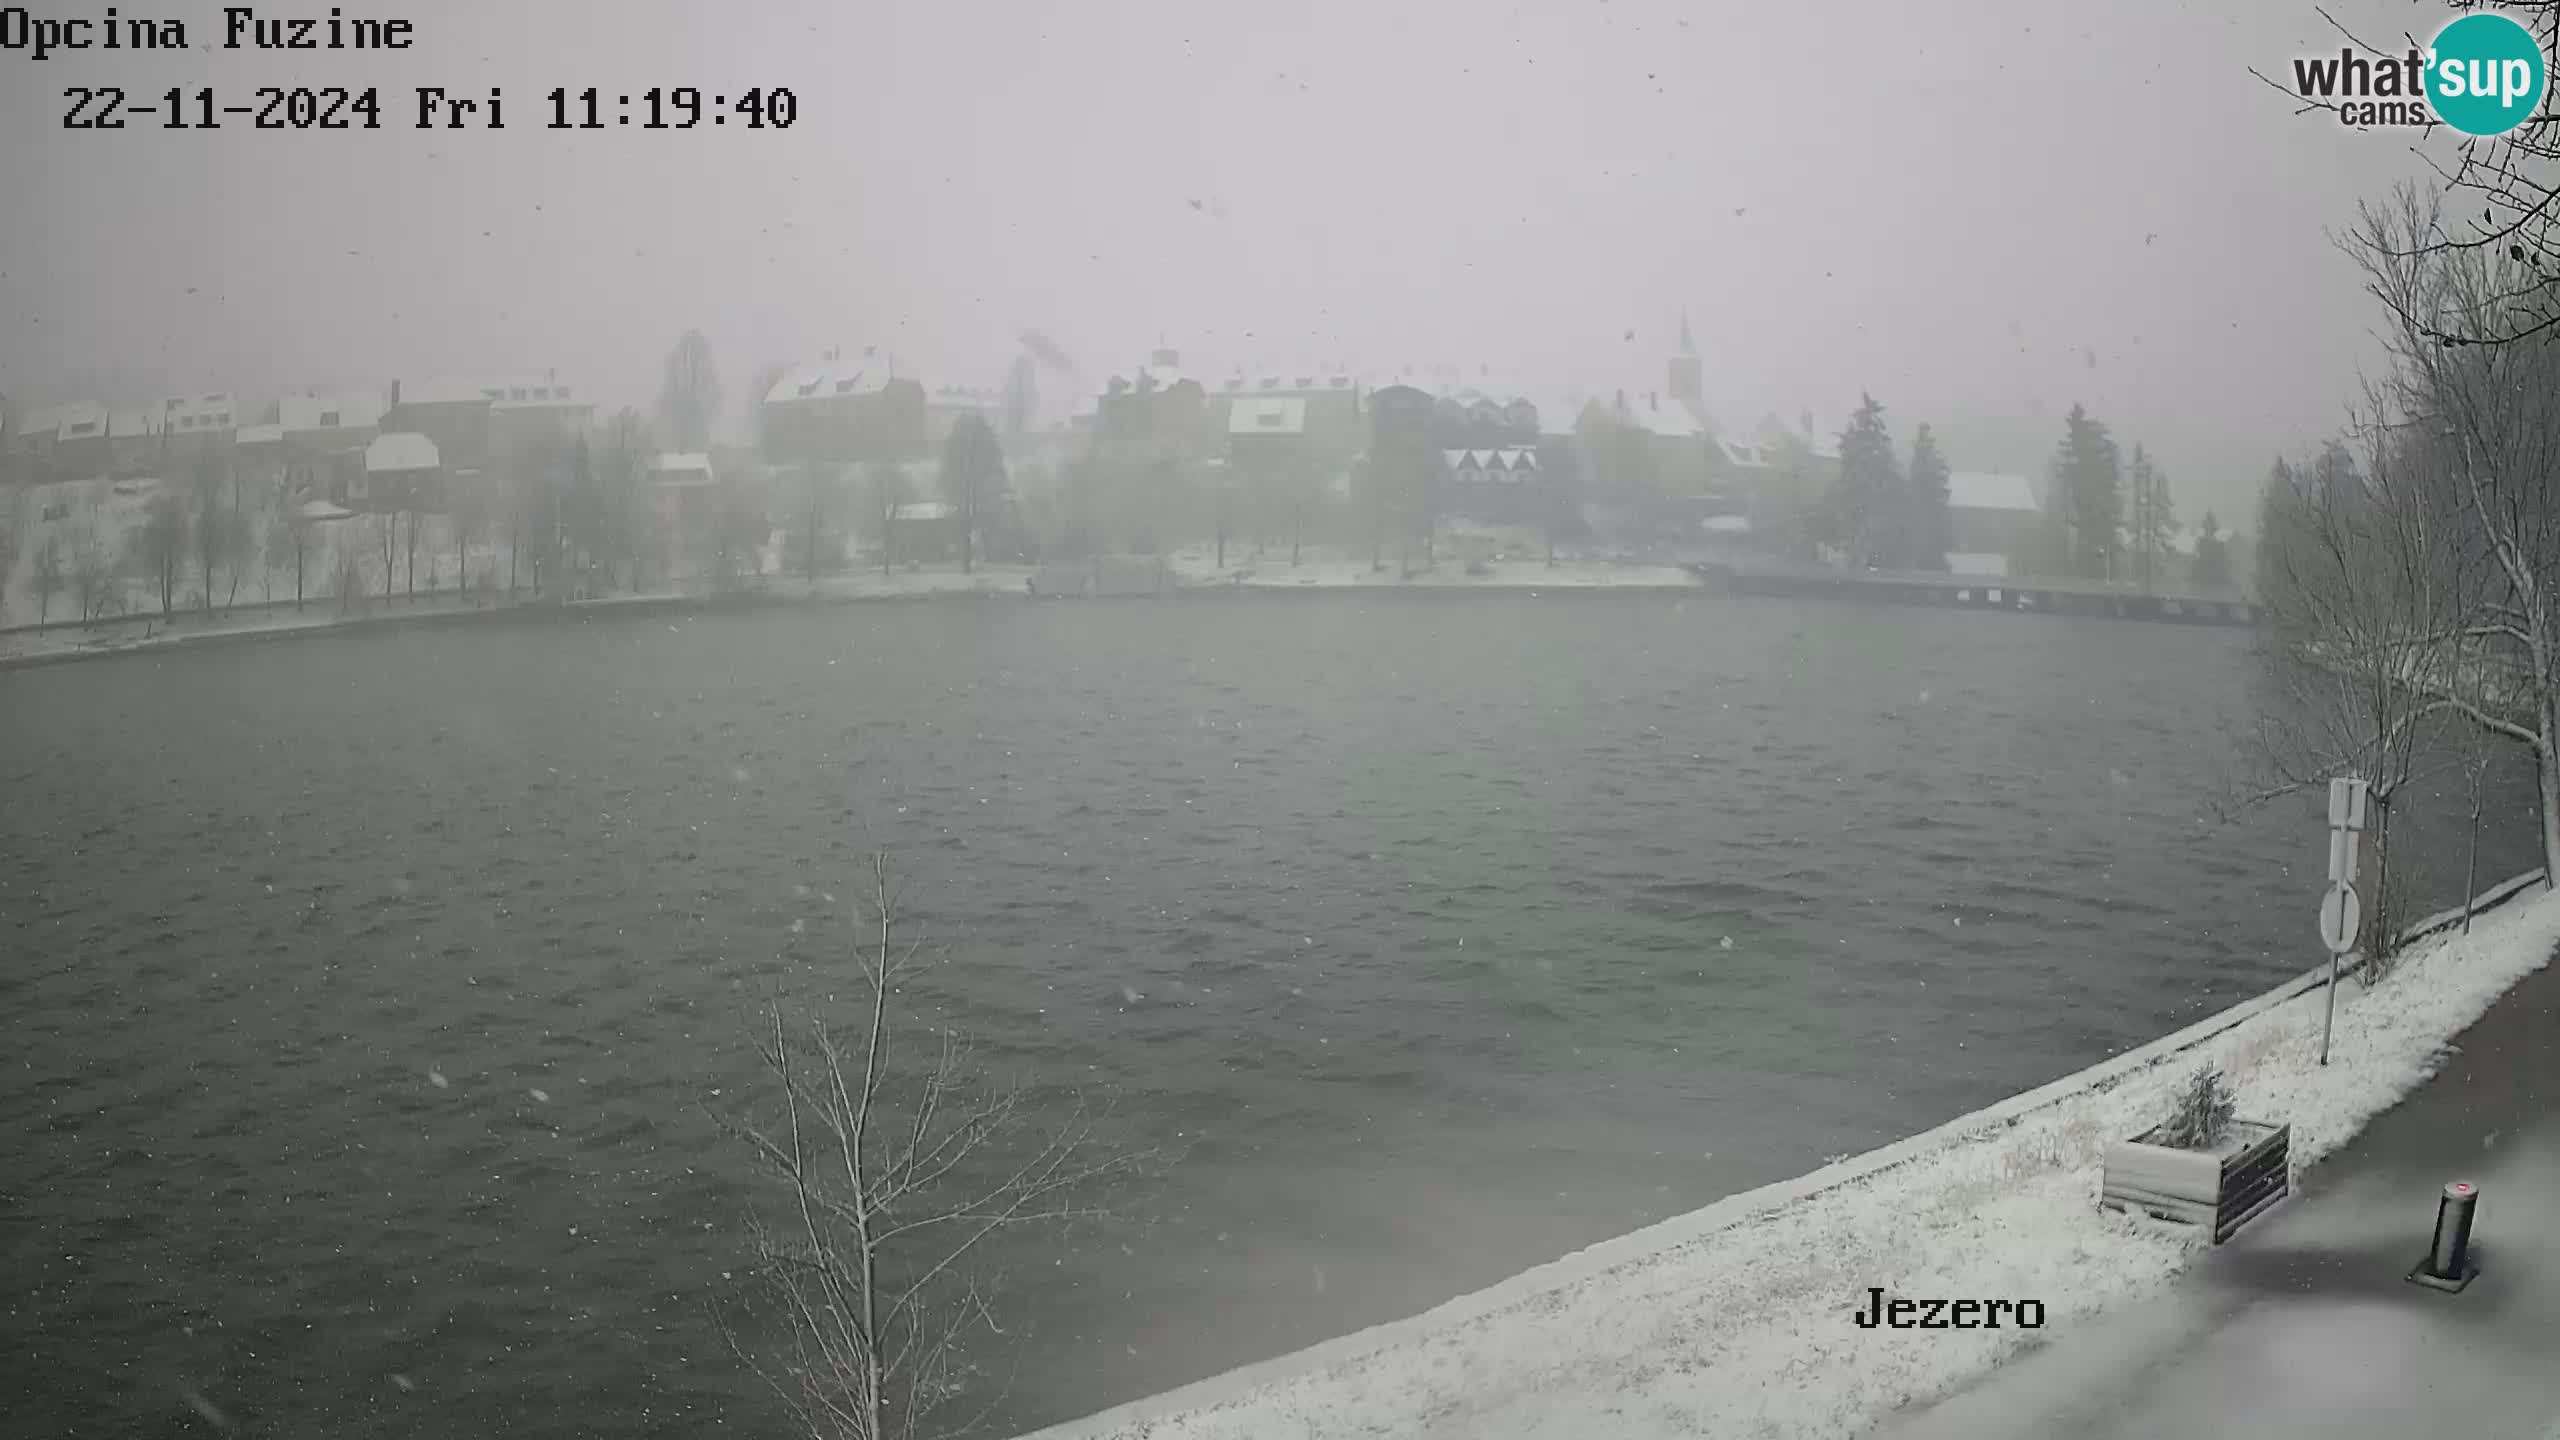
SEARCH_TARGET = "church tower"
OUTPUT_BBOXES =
[1667,311,1703,410]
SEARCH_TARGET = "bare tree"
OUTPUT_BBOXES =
[792,464,842,590]
[451,481,488,601]
[2352,187,2560,878]
[938,417,1006,576]
[255,504,281,607]
[711,473,767,594]
[193,459,237,614]
[222,468,252,611]
[31,533,62,625]
[376,505,398,600]
[868,463,913,577]
[659,329,723,455]
[2252,416,2477,953]
[713,856,1151,1440]
[72,522,121,624]
[269,508,314,611]
[132,490,189,619]
[333,526,373,615]
[0,505,17,624]
[595,408,654,590]
[2295,1,2560,348]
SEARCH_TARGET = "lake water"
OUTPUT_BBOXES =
[1,593,2537,1438]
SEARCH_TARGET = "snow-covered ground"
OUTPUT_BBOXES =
[1163,539,1700,591]
[1018,876,2560,1440]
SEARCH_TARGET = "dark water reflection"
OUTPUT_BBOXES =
[0,594,2537,1436]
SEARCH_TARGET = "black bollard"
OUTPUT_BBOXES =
[2408,1181,2481,1292]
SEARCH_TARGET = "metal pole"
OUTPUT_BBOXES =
[2320,949,2338,1066]
[2429,1182,2479,1280]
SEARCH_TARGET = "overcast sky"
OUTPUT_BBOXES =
[1,0,2475,526]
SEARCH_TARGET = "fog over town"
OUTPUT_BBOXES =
[0,0,2452,519]
[11,3,2560,1440]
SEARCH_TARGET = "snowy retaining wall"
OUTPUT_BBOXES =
[1017,867,2555,1440]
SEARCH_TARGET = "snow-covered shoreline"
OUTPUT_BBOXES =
[1016,873,2560,1440]
[0,558,1705,669]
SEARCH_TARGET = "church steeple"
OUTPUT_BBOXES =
[1668,310,1704,415]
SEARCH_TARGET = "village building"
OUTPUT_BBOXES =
[1945,470,2045,576]
[760,353,930,470]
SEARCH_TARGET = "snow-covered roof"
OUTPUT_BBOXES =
[235,423,286,446]
[28,402,108,440]
[1622,396,1706,439]
[893,501,955,521]
[1229,396,1308,435]
[365,431,440,473]
[108,410,162,440]
[1947,470,2039,513]
[296,499,356,523]
[1702,513,1752,533]
[767,357,893,406]
[1108,364,1190,393]
[927,385,1002,408]
[1440,447,1539,471]
[1715,436,1779,469]
[1215,370,1359,396]
[645,452,717,486]
[399,376,582,409]
[164,393,234,429]
[1367,374,1438,398]
[279,390,386,432]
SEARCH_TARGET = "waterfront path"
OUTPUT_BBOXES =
[1879,937,2560,1440]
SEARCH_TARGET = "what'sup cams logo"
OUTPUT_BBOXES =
[2285,10,2550,134]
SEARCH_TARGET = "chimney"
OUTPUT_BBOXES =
[390,378,401,409]
[1649,392,1659,411]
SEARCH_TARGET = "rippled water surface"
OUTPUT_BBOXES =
[1,594,2536,1436]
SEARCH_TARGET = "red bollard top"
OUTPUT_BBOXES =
[2445,1181,2476,1200]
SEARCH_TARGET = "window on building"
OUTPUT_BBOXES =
[320,411,340,428]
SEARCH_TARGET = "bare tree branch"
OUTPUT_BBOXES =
[710,852,1161,1439]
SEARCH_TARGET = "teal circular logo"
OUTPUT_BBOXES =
[2428,12,2548,136]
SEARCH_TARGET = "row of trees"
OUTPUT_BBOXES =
[1822,394,1954,570]
[2040,405,2197,585]
[2255,184,2560,952]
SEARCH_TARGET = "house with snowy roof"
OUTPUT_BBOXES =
[7,402,106,475]
[759,351,928,468]
[382,373,590,477]
[1093,347,1212,465]
[347,431,443,513]
[1945,470,2045,577]
[1210,368,1364,463]
[277,389,386,455]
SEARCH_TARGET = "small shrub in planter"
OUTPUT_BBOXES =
[2101,1067,2290,1243]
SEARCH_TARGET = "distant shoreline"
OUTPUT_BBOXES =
[0,562,1714,671]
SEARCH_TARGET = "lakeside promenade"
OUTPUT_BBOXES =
[1883,920,2560,1440]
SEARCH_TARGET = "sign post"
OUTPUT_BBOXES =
[2319,777,2370,1066]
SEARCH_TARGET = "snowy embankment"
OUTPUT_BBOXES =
[1021,874,2560,1440]
[1161,546,1701,592]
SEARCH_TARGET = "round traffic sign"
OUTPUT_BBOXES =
[2319,883,2362,953]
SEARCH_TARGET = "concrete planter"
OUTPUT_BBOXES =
[2100,1120,2290,1243]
